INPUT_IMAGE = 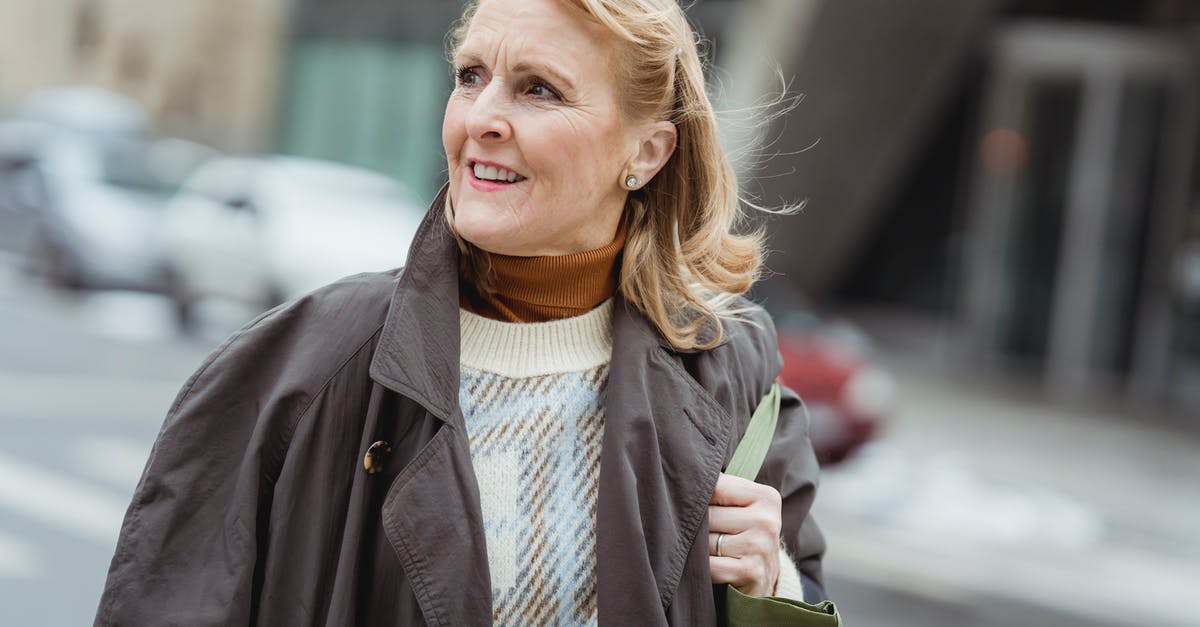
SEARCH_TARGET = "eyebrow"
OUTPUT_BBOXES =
[455,52,577,93]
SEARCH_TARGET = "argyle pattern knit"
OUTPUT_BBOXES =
[458,300,613,626]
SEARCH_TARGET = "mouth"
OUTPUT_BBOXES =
[467,159,527,186]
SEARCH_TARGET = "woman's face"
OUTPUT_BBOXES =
[443,0,638,257]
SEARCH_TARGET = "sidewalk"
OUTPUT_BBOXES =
[815,309,1200,627]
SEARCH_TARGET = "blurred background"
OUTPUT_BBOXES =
[1,0,1198,625]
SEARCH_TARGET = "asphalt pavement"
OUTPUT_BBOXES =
[0,268,215,626]
[825,308,1200,627]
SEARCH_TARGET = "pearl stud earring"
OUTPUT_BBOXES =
[624,175,640,189]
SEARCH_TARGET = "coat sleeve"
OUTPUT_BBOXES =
[94,307,307,626]
[758,381,828,603]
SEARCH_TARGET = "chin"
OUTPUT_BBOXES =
[451,200,525,255]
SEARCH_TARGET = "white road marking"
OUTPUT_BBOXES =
[73,437,151,488]
[0,372,180,423]
[0,453,129,545]
[68,292,178,343]
[0,282,180,343]
[0,530,39,579]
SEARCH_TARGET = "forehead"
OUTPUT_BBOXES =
[459,0,617,72]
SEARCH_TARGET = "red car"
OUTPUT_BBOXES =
[771,307,895,466]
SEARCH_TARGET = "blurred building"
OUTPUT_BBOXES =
[734,0,1200,416]
[960,23,1197,407]
[0,0,287,152]
[274,0,462,202]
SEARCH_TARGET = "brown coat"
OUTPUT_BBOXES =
[95,189,826,626]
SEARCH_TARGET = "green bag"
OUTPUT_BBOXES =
[717,383,842,627]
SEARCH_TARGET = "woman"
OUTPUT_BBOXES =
[96,0,825,624]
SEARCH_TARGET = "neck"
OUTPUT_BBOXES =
[460,220,627,323]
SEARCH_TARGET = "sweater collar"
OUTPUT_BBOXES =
[458,299,614,377]
[460,219,627,323]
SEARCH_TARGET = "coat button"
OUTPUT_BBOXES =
[363,440,392,474]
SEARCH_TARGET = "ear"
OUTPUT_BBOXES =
[626,120,677,184]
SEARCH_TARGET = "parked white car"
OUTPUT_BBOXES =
[0,118,205,292]
[161,156,425,325]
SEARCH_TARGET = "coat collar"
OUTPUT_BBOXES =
[371,187,731,623]
[369,185,462,425]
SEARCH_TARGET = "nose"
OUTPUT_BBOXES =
[465,82,512,143]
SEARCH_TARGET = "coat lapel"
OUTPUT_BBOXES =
[370,188,494,626]
[378,426,493,626]
[596,297,732,624]
[369,185,460,422]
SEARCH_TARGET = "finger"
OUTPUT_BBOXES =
[707,504,757,534]
[710,527,784,562]
[700,526,739,557]
[708,555,751,587]
[705,526,763,557]
[710,473,761,507]
[711,473,782,510]
[710,555,776,598]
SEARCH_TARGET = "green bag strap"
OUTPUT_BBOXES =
[718,382,843,627]
[725,382,781,481]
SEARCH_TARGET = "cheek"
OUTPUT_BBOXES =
[527,116,625,190]
[442,100,467,165]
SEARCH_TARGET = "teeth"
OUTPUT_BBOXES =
[472,162,521,183]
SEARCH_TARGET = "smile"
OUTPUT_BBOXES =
[468,160,526,187]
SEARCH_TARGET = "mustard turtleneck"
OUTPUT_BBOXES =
[459,220,627,323]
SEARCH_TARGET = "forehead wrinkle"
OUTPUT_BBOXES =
[507,40,580,92]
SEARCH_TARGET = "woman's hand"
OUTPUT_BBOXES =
[707,472,783,597]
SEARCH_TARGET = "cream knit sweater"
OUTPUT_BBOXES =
[458,300,803,625]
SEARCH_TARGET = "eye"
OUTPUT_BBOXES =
[455,65,483,87]
[527,79,560,100]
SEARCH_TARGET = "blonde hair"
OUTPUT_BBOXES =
[448,0,765,351]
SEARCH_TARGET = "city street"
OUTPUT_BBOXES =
[1,264,1197,626]
[819,310,1200,627]
[0,265,214,626]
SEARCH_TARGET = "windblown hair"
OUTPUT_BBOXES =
[448,0,765,351]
